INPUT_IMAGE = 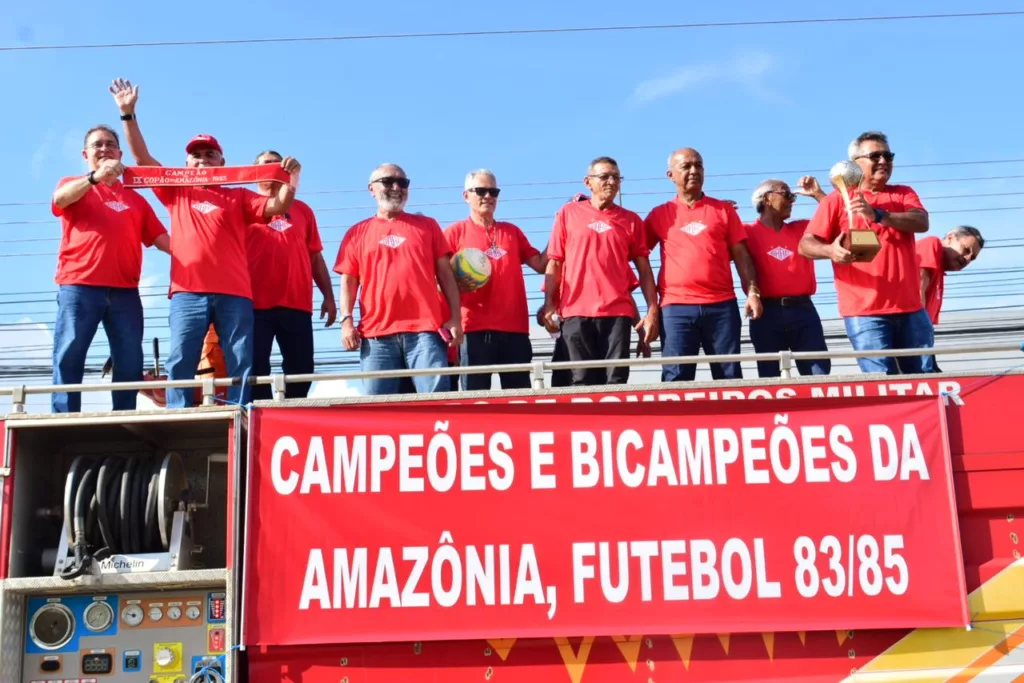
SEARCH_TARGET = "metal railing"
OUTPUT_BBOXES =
[0,342,1020,414]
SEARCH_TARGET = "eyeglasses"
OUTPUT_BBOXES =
[373,176,411,189]
[768,190,796,200]
[87,141,120,150]
[855,151,895,163]
[588,173,622,182]
[468,187,500,197]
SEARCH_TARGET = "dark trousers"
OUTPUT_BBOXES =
[561,316,632,386]
[550,334,572,387]
[660,301,742,382]
[252,307,314,400]
[748,298,831,378]
[460,331,532,391]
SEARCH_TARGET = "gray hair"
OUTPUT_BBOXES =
[368,163,406,183]
[464,169,496,191]
[752,179,785,212]
[848,131,889,160]
[948,225,985,249]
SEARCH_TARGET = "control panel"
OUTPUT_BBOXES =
[21,590,227,683]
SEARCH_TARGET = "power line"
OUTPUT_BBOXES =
[2,12,1022,52]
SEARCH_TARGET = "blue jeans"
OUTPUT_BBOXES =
[252,307,314,400]
[748,299,831,377]
[52,285,144,413]
[165,293,254,408]
[844,309,935,375]
[360,332,450,395]
[660,301,742,382]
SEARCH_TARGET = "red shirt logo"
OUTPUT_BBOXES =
[768,246,794,261]
[484,246,507,259]
[680,221,707,236]
[191,201,220,215]
[587,220,612,234]
[379,235,406,248]
[269,218,292,232]
[104,200,129,213]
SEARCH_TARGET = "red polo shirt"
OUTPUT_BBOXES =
[916,236,945,324]
[152,185,269,299]
[546,201,647,319]
[51,177,167,288]
[805,185,926,317]
[644,195,746,305]
[743,219,817,298]
[444,218,539,334]
[247,199,324,312]
[334,212,451,337]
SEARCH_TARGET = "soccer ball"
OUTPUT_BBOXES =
[452,247,492,287]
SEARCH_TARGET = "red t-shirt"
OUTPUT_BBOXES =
[644,196,746,305]
[805,185,926,317]
[334,212,451,337]
[444,219,540,334]
[247,199,324,312]
[743,219,817,298]
[51,177,167,288]
[152,185,269,299]
[916,235,945,324]
[546,201,648,319]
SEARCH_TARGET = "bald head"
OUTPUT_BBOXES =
[666,148,705,197]
[369,163,406,184]
[667,148,702,168]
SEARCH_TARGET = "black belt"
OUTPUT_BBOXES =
[761,295,812,307]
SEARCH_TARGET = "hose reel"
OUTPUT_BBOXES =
[56,452,192,579]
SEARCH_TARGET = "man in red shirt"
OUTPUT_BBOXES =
[50,124,170,413]
[539,157,659,386]
[745,176,828,377]
[248,150,337,400]
[644,148,762,383]
[111,78,301,407]
[335,163,462,395]
[917,226,984,372]
[445,169,545,390]
[800,131,932,374]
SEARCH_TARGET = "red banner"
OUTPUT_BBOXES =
[243,396,967,647]
[122,164,291,188]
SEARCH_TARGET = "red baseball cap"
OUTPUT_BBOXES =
[185,134,223,155]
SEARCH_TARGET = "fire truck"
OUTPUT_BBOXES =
[1,347,1022,683]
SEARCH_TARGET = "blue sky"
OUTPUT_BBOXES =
[1,0,1023,410]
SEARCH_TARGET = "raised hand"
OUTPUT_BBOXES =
[109,78,139,114]
[94,159,124,185]
[795,175,824,198]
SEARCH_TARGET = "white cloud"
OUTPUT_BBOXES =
[631,52,783,107]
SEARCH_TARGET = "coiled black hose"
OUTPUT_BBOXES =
[60,454,174,580]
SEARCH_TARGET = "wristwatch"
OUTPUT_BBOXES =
[874,208,888,223]
[87,170,98,185]
[120,113,135,121]
[340,314,353,325]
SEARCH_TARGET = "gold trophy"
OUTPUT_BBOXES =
[829,160,881,263]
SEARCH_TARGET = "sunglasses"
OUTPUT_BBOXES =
[469,187,500,197]
[374,176,411,189]
[855,151,895,163]
[768,190,796,200]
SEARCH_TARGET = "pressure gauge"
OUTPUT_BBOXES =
[84,601,114,632]
[185,605,201,621]
[121,604,144,627]
[167,605,182,621]
[148,606,163,622]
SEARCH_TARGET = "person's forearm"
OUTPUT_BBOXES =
[311,253,335,303]
[265,183,297,217]
[120,116,160,167]
[882,210,929,234]
[544,260,563,309]
[799,234,832,260]
[340,274,358,316]
[53,176,95,210]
